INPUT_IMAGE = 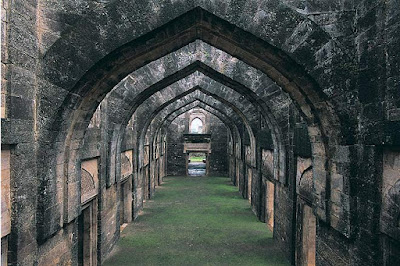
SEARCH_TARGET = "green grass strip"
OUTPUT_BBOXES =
[104,176,289,266]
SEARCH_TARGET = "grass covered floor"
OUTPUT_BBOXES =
[189,156,206,162]
[104,176,289,266]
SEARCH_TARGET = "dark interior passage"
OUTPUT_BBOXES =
[103,176,289,265]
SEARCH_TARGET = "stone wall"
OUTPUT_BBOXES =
[208,115,228,176]
[167,114,186,176]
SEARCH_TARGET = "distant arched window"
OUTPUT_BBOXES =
[190,118,203,133]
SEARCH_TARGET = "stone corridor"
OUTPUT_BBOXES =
[1,1,400,265]
[103,176,288,266]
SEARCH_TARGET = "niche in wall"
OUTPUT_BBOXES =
[81,158,99,205]
[265,180,275,231]
[79,158,99,266]
[121,150,133,180]
[296,204,316,266]
[262,149,274,178]
[78,200,98,266]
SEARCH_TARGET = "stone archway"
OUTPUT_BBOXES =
[4,3,364,265]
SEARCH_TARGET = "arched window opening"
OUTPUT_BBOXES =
[190,118,203,134]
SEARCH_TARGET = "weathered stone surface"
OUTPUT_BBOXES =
[1,1,400,265]
[381,149,400,241]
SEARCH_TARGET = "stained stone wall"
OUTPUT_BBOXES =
[380,149,400,265]
[167,114,187,176]
[207,115,228,176]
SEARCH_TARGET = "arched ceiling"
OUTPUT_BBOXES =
[36,5,350,240]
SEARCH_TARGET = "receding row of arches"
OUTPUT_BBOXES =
[1,2,399,266]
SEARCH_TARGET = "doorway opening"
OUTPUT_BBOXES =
[120,180,132,226]
[296,203,316,266]
[187,152,207,176]
[78,200,98,266]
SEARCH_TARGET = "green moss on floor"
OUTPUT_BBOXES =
[103,176,289,266]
